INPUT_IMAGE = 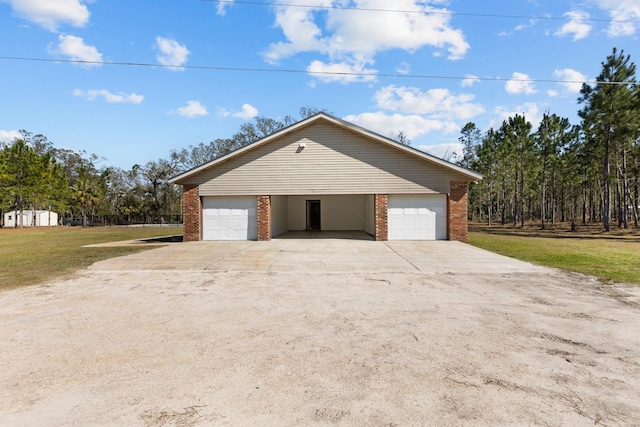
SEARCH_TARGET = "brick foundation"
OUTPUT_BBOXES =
[182,185,201,242]
[374,194,388,241]
[257,195,272,241]
[449,182,469,242]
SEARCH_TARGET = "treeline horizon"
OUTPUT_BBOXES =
[3,48,638,233]
[0,108,328,227]
[459,48,639,232]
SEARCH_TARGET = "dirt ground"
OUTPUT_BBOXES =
[1,240,640,426]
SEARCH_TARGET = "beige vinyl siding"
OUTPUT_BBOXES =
[365,195,375,235]
[286,195,366,231]
[271,195,289,237]
[193,121,463,196]
[287,197,306,230]
[320,195,366,230]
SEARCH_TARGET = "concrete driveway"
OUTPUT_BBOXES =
[3,235,640,426]
[89,236,544,275]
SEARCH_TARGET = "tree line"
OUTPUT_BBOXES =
[0,130,180,227]
[461,48,640,232]
[4,47,638,232]
[0,108,327,227]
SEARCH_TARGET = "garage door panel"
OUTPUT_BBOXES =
[231,219,246,228]
[416,218,430,226]
[202,197,257,241]
[388,195,446,241]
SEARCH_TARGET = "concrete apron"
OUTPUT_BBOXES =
[88,238,545,275]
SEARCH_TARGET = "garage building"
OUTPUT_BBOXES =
[169,113,482,242]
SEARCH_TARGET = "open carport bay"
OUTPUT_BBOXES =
[1,240,640,425]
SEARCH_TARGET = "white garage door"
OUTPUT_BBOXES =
[202,197,257,241]
[388,195,447,240]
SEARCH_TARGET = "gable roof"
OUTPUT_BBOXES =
[169,113,483,185]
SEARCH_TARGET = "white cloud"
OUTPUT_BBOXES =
[6,0,90,31]
[553,68,588,94]
[461,74,479,87]
[155,36,190,70]
[0,129,21,143]
[342,85,484,151]
[263,1,328,64]
[505,72,537,95]
[50,34,102,67]
[344,111,458,141]
[216,0,234,16]
[220,103,259,120]
[555,10,592,41]
[395,62,411,75]
[417,142,463,162]
[498,18,539,37]
[595,0,640,36]
[374,85,484,120]
[488,102,543,131]
[234,103,259,119]
[515,19,538,32]
[174,101,208,118]
[346,110,467,161]
[264,0,469,82]
[73,89,144,104]
[307,58,378,84]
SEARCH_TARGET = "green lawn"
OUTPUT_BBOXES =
[0,226,183,291]
[469,228,640,285]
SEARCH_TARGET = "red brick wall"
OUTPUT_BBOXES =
[449,182,469,242]
[374,194,388,241]
[257,195,272,241]
[182,185,201,242]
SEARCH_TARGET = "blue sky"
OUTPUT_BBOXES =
[1,0,639,170]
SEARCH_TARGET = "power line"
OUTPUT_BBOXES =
[204,0,640,23]
[0,55,637,86]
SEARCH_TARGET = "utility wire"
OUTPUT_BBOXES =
[204,0,640,23]
[2,55,637,86]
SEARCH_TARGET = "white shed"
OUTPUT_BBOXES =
[3,210,58,227]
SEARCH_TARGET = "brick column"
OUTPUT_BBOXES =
[182,184,202,242]
[374,194,388,241]
[257,195,272,241]
[449,182,469,242]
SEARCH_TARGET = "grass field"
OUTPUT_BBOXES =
[469,223,640,285]
[0,226,183,291]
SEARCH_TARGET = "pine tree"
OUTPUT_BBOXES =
[535,113,572,229]
[579,48,638,231]
[458,122,481,169]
